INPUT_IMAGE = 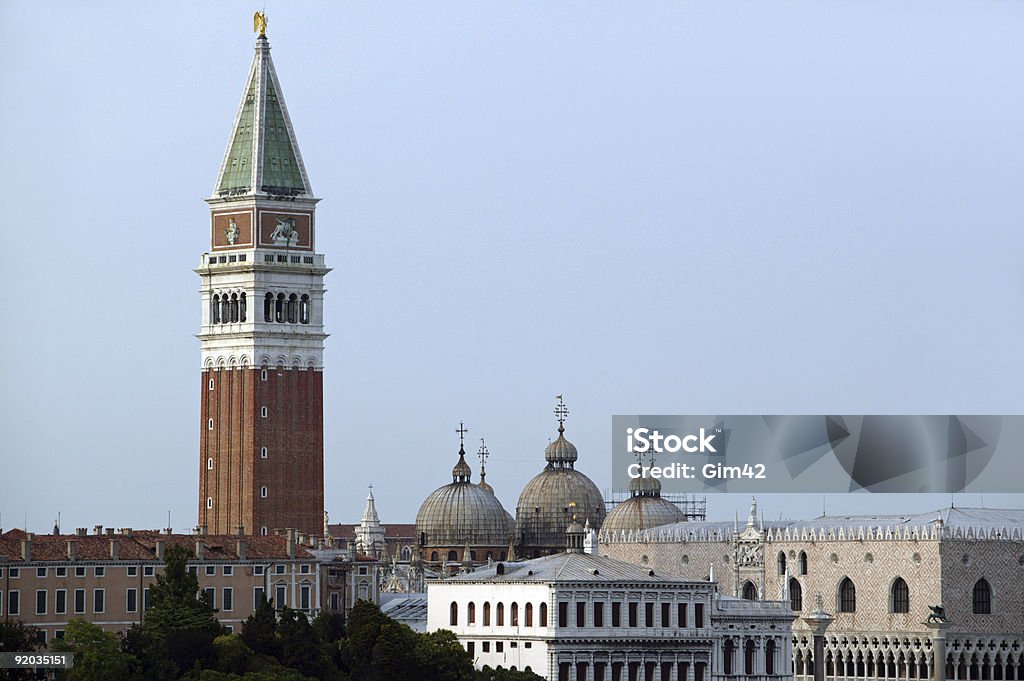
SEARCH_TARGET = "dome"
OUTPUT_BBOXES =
[603,474,685,534]
[416,447,514,548]
[545,425,578,464]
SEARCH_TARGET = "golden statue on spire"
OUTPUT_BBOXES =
[254,11,268,37]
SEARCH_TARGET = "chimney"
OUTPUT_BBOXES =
[236,539,247,561]
[105,528,115,536]
[196,539,205,561]
[200,525,208,536]
[75,528,87,537]
[67,540,77,561]
[234,525,245,537]
[21,533,33,561]
[110,540,120,561]
[163,527,172,535]
[286,529,297,559]
[94,525,103,535]
[155,539,166,561]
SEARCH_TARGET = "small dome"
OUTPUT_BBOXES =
[452,449,472,481]
[602,494,685,534]
[629,474,662,496]
[545,425,578,464]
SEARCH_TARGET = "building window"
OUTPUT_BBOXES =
[645,602,654,627]
[144,566,155,577]
[276,565,285,575]
[260,406,268,418]
[300,294,310,324]
[468,601,476,624]
[264,293,273,322]
[482,642,490,653]
[742,581,757,600]
[556,602,565,628]
[275,293,284,322]
[55,589,67,614]
[6,591,18,616]
[694,603,704,628]
[74,589,85,614]
[261,527,268,536]
[447,550,458,562]
[790,578,803,611]
[35,590,47,615]
[678,602,688,627]
[212,294,221,324]
[205,566,216,576]
[93,589,105,614]
[144,588,152,610]
[891,577,910,613]
[450,601,459,626]
[275,584,286,609]
[223,587,233,612]
[511,602,519,627]
[209,378,215,391]
[497,602,505,626]
[628,602,638,627]
[254,587,266,610]
[430,551,439,562]
[126,588,137,613]
[466,641,474,657]
[766,640,776,675]
[223,566,233,576]
[208,418,214,430]
[799,551,808,575]
[254,566,264,576]
[661,602,671,627]
[95,567,105,577]
[8,568,18,578]
[973,578,992,615]
[207,497,213,509]
[37,567,47,578]
[778,551,787,576]
[260,446,268,458]
[56,567,66,577]
[838,577,856,613]
[495,642,503,653]
[745,639,756,676]
[75,566,85,577]
[612,601,621,627]
[287,293,298,323]
[261,486,268,498]
[300,584,311,610]
[127,566,137,577]
[300,564,311,575]
[204,587,215,608]
[724,639,735,675]
[261,369,268,381]
[483,602,491,625]
[539,602,547,627]
[526,602,534,627]
[207,458,214,470]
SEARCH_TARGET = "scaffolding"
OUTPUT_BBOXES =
[604,491,707,522]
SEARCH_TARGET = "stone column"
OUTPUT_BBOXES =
[924,621,950,681]
[802,595,834,681]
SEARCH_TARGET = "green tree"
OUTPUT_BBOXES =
[338,601,415,681]
[277,607,342,680]
[413,629,475,681]
[0,620,42,681]
[475,666,545,681]
[126,544,224,679]
[212,634,255,675]
[50,618,141,681]
[241,594,279,659]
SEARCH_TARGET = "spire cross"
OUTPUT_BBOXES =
[554,395,569,428]
[477,438,489,466]
[455,422,469,449]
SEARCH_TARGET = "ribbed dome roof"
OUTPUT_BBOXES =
[416,445,514,548]
[545,425,578,464]
[602,494,685,534]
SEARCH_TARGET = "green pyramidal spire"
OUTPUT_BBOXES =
[214,35,312,199]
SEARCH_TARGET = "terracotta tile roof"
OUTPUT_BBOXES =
[0,530,314,563]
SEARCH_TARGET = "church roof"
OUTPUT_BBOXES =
[445,551,698,584]
[213,35,312,199]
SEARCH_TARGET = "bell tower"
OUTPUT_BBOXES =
[196,19,328,537]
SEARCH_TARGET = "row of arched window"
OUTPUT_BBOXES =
[450,600,548,628]
[762,576,993,615]
[264,292,310,324]
[723,639,779,676]
[778,551,809,576]
[211,293,247,324]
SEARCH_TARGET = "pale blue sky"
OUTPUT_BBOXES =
[1,1,1021,534]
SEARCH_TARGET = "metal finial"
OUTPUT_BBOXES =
[554,395,569,431]
[254,11,268,37]
[477,438,489,466]
[455,421,469,449]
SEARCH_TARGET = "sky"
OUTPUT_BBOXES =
[1,1,1022,535]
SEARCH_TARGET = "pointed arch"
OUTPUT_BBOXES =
[838,577,856,612]
[799,550,808,575]
[973,578,992,615]
[742,581,757,600]
[891,577,910,613]
[789,578,803,611]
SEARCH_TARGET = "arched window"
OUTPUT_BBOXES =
[287,293,298,323]
[449,601,458,626]
[766,640,776,676]
[275,293,284,322]
[264,293,273,322]
[973,578,992,615]
[891,577,910,613]
[724,640,735,675]
[447,550,458,562]
[539,602,547,627]
[212,295,221,324]
[838,577,856,612]
[401,546,411,561]
[789,578,802,612]
[300,294,310,324]
[525,602,533,627]
[745,639,756,675]
[511,602,519,626]
[467,602,476,624]
[799,551,808,575]
[778,551,787,576]
[240,293,247,322]
[430,551,438,561]
[742,581,757,600]
[469,550,477,562]
[220,295,229,323]
[497,602,505,626]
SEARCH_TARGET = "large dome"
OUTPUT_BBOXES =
[602,475,686,535]
[515,421,607,554]
[416,448,514,548]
